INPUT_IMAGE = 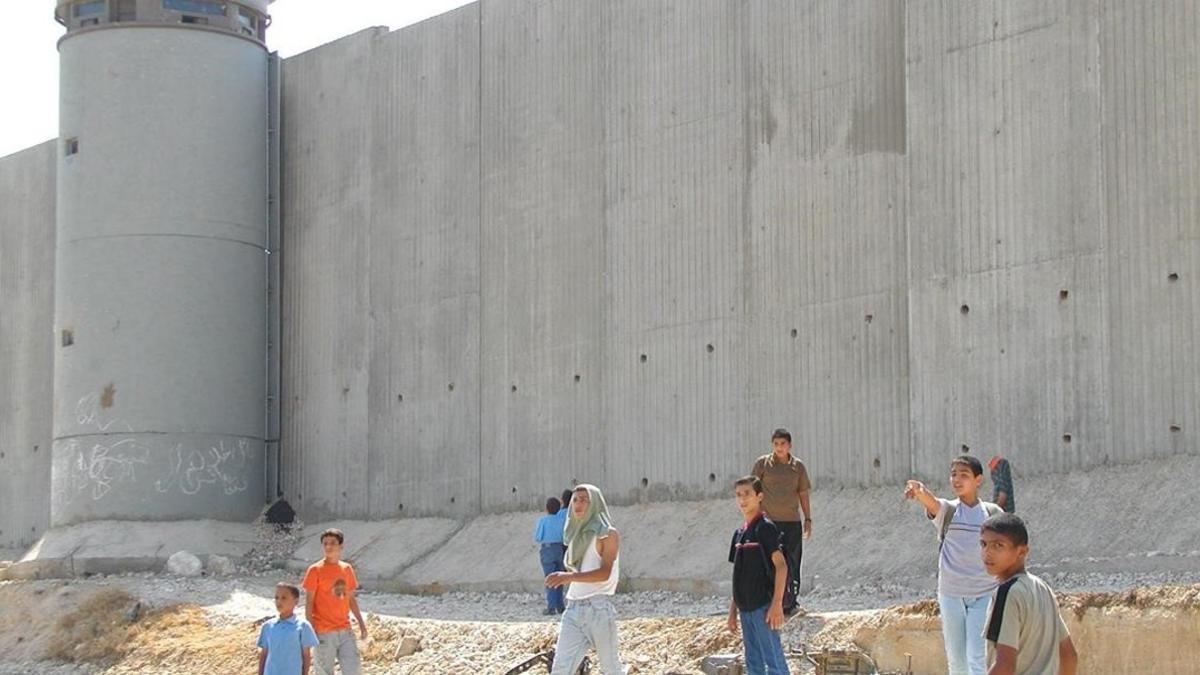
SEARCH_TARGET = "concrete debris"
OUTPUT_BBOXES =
[164,552,201,577]
[394,635,422,658]
[700,653,743,675]
[205,555,233,577]
[242,517,306,575]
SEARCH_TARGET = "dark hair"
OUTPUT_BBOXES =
[276,582,301,599]
[771,428,791,444]
[734,475,763,494]
[545,497,561,514]
[950,454,984,477]
[561,489,573,508]
[981,513,1029,546]
[320,528,344,545]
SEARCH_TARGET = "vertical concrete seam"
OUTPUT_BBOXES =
[476,0,485,516]
[902,0,917,478]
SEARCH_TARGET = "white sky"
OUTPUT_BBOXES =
[0,1,475,158]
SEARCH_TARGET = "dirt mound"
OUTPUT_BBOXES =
[353,615,740,674]
[1060,584,1200,618]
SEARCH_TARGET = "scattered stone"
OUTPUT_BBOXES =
[206,555,234,576]
[165,551,202,577]
[394,635,422,658]
[700,653,744,675]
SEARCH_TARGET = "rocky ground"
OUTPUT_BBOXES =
[2,566,1199,675]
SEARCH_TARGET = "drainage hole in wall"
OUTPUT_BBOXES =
[790,328,798,338]
[448,383,455,391]
[873,457,881,468]
[398,504,403,511]
[450,496,456,504]
[341,491,347,498]
[511,486,517,493]
[708,473,716,482]
[1168,272,1180,282]
[865,314,873,323]
[961,444,970,453]
[1170,425,1181,433]
[706,343,714,353]
[960,304,970,315]
[1059,290,1069,301]
[511,385,517,393]
[574,374,581,383]
[640,477,648,487]
[1062,434,1072,443]
[639,354,647,363]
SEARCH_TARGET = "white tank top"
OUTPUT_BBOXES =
[565,535,620,600]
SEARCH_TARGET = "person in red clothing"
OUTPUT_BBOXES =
[303,528,367,675]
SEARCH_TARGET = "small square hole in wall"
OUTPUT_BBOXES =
[65,138,79,156]
[61,329,74,347]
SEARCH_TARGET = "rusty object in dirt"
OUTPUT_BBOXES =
[796,644,879,675]
[504,649,590,675]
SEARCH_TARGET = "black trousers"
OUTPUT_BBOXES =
[775,520,804,610]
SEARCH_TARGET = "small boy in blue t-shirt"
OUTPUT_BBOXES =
[258,582,319,675]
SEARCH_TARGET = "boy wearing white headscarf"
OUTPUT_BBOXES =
[544,484,624,674]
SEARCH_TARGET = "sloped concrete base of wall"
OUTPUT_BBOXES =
[0,520,260,581]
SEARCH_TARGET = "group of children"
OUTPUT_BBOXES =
[255,438,1072,675]
[257,528,364,675]
[904,455,1077,675]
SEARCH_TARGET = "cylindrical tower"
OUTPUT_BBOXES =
[51,0,273,524]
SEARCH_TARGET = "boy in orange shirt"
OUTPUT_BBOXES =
[303,528,367,675]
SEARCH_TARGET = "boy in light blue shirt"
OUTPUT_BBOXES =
[905,455,1003,675]
[533,496,567,614]
[258,582,319,675]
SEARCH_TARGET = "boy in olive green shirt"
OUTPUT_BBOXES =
[980,514,1078,675]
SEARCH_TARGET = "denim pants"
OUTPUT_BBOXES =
[314,628,361,675]
[551,596,624,675]
[937,592,990,675]
[739,605,790,675]
[539,543,566,611]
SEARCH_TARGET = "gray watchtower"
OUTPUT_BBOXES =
[52,0,274,524]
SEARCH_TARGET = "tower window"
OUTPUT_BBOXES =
[75,1,106,17]
[163,0,228,16]
[65,138,79,156]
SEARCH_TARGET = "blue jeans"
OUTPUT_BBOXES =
[739,605,789,675]
[551,596,623,674]
[938,592,990,675]
[539,543,566,611]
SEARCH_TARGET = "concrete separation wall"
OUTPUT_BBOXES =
[0,141,56,550]
[278,0,1200,524]
[2,0,1198,530]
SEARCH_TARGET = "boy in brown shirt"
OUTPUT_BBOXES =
[750,427,812,615]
